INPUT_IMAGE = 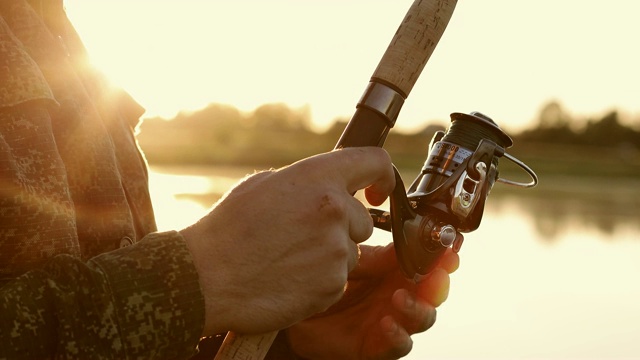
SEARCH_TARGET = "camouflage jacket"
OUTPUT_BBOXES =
[0,1,294,358]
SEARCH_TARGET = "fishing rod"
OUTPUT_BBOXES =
[214,0,537,358]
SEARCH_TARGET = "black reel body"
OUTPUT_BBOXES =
[371,112,537,279]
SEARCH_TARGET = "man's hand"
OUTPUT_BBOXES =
[287,244,460,360]
[180,147,396,336]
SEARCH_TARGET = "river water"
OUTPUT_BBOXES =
[149,166,640,359]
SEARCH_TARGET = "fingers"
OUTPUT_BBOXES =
[347,196,374,244]
[346,242,361,274]
[349,243,396,279]
[417,267,451,307]
[378,315,414,359]
[386,268,450,338]
[362,269,448,360]
[370,289,436,360]
[332,147,396,198]
[438,246,461,274]
[392,288,438,334]
[344,194,374,275]
[364,186,390,207]
[363,163,396,207]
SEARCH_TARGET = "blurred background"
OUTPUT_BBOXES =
[66,1,639,358]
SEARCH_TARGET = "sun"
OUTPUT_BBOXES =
[63,0,416,127]
[65,1,216,119]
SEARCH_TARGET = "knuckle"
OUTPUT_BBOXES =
[321,271,348,302]
[372,146,393,166]
[358,204,374,236]
[333,240,351,259]
[346,146,391,164]
[313,284,345,314]
[315,191,347,219]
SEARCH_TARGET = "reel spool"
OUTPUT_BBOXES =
[371,111,538,279]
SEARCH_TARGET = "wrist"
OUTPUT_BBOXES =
[179,225,233,336]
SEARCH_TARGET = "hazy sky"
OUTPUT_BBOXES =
[65,0,640,133]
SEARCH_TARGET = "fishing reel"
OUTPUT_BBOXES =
[369,111,538,280]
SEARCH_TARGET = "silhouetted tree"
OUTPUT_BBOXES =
[515,101,640,148]
[581,111,640,147]
[247,103,312,131]
[538,101,571,129]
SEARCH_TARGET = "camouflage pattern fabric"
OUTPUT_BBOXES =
[0,0,156,287]
[0,0,297,358]
[0,231,204,359]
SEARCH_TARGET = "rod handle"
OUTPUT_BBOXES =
[372,0,457,97]
[213,331,278,360]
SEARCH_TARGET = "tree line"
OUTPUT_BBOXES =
[516,101,640,147]
[136,100,640,173]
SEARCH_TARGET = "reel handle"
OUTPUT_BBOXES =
[372,167,461,280]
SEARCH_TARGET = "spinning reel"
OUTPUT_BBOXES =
[369,111,538,280]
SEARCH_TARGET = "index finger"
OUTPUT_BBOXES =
[331,147,396,197]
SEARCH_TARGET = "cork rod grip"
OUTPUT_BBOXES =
[372,0,457,97]
[213,331,278,360]
[213,1,457,359]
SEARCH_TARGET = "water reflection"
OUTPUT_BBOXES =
[490,189,640,242]
[148,166,640,359]
[149,166,253,230]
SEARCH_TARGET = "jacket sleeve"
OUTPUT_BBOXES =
[0,231,206,360]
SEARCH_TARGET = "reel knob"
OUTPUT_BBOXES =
[431,224,457,247]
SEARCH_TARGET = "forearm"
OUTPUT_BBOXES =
[0,231,205,359]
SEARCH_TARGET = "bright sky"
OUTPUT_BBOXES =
[65,0,640,134]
